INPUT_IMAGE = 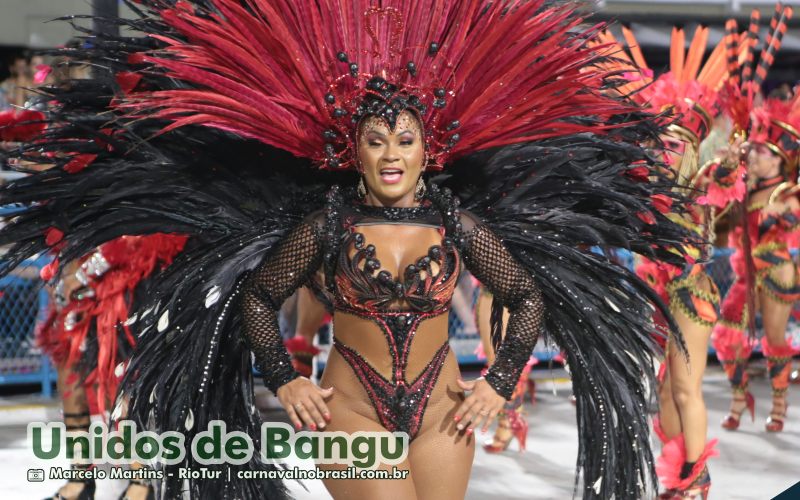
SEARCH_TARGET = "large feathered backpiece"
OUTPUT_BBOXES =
[0,1,700,498]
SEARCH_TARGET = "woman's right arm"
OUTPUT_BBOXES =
[241,218,332,430]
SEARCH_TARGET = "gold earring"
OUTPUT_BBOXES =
[414,176,426,200]
[357,177,367,199]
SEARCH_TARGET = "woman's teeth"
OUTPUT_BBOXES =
[380,169,403,184]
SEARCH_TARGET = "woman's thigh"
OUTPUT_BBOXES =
[317,353,416,499]
[317,346,473,499]
[317,405,418,500]
[407,358,474,500]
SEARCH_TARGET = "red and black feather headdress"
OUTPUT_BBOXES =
[118,0,634,170]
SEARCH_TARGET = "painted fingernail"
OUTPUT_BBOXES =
[294,423,301,431]
[324,413,332,422]
[466,428,474,436]
[453,415,461,422]
[318,421,326,428]
[310,423,317,431]
[456,424,464,430]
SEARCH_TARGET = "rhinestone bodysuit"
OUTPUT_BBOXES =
[241,192,544,440]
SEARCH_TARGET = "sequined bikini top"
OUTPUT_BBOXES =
[329,201,460,315]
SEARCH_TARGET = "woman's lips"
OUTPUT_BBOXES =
[380,169,404,184]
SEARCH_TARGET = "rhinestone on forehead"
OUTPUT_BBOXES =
[359,111,423,138]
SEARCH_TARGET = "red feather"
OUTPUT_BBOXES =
[0,110,46,142]
[117,0,636,170]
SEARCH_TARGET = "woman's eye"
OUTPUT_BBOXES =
[368,141,382,147]
[400,140,413,146]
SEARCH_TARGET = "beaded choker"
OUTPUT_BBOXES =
[350,199,437,221]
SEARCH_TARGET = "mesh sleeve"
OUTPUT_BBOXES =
[241,220,324,394]
[462,223,544,399]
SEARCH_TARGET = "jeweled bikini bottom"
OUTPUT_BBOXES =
[332,309,449,440]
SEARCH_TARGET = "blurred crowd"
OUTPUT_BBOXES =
[0,50,41,112]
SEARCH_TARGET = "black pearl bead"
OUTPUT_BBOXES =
[349,63,358,75]
[323,129,337,140]
[333,108,347,117]
[328,158,340,168]
[324,93,335,104]
[434,88,446,98]
[406,61,417,76]
[433,98,446,108]
[447,120,460,130]
[428,42,440,55]
[378,270,392,283]
[324,143,335,156]
[337,52,348,62]
[428,246,441,259]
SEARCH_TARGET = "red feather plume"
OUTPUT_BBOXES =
[118,0,635,170]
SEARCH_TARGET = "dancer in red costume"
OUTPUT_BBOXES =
[598,7,796,494]
[712,91,800,434]
[0,69,188,500]
[596,23,743,499]
[39,235,187,500]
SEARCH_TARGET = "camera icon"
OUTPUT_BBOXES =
[27,469,45,482]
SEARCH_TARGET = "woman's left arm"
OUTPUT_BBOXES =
[454,220,545,432]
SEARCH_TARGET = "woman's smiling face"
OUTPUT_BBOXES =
[357,110,425,206]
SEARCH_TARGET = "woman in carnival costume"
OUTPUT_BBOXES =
[0,1,700,498]
[1,102,186,500]
[41,235,187,500]
[703,4,800,436]
[594,22,745,499]
[712,87,800,435]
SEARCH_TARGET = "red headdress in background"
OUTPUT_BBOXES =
[118,0,637,171]
[718,4,793,137]
[594,25,730,147]
[750,93,800,173]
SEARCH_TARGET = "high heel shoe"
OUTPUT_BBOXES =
[45,411,96,500]
[43,479,96,500]
[765,398,788,433]
[117,479,155,500]
[721,391,754,430]
[656,436,717,500]
[659,466,711,500]
[483,409,528,453]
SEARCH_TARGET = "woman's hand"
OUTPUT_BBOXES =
[762,200,788,219]
[453,377,507,435]
[722,135,747,167]
[276,377,333,431]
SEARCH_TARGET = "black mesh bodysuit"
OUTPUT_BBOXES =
[241,190,544,439]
